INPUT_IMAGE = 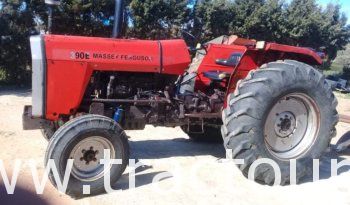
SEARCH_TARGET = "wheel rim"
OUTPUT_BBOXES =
[264,93,320,160]
[69,136,115,182]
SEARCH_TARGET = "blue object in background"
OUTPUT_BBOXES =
[114,108,124,123]
[103,19,111,26]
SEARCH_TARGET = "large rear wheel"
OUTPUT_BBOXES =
[221,60,338,185]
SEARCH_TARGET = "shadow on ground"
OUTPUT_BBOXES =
[129,138,226,159]
[128,133,350,185]
[115,138,225,188]
[87,138,226,198]
[294,131,350,184]
[300,150,350,183]
[115,170,170,190]
[335,131,350,154]
[86,161,172,198]
[0,185,50,205]
[0,87,31,97]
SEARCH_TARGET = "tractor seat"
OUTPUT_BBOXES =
[203,71,230,81]
[216,52,243,67]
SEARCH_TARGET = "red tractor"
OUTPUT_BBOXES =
[23,0,338,198]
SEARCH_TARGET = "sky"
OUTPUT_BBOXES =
[318,0,350,24]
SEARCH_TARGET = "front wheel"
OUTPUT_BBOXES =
[41,121,56,141]
[45,115,129,198]
[222,60,338,185]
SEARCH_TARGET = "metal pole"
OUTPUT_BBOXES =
[112,0,124,38]
[48,6,53,34]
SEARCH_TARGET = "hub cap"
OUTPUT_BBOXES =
[264,93,320,160]
[69,136,115,181]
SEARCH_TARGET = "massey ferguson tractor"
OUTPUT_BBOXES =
[23,0,338,198]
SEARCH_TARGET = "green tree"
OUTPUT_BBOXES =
[229,0,264,37]
[286,0,324,47]
[0,0,115,84]
[334,43,350,67]
[242,0,287,42]
[194,0,234,41]
[193,0,289,44]
[284,0,350,63]
[128,0,190,39]
[49,0,116,37]
[320,4,350,62]
[0,0,45,84]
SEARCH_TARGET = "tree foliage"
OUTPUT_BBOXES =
[194,0,235,42]
[0,0,45,83]
[41,0,116,37]
[230,0,265,37]
[334,44,350,66]
[128,0,189,39]
[320,4,350,61]
[236,0,287,42]
[0,0,349,84]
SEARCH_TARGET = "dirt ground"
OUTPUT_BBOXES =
[0,89,350,205]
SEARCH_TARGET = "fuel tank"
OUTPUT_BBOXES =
[33,35,190,120]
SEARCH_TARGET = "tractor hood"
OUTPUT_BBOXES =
[30,34,191,119]
[43,35,191,75]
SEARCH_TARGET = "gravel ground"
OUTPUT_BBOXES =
[0,89,350,205]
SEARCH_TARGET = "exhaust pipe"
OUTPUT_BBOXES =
[112,0,124,38]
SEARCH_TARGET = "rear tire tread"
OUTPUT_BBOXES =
[222,60,338,185]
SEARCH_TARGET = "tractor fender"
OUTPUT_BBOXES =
[224,43,323,106]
